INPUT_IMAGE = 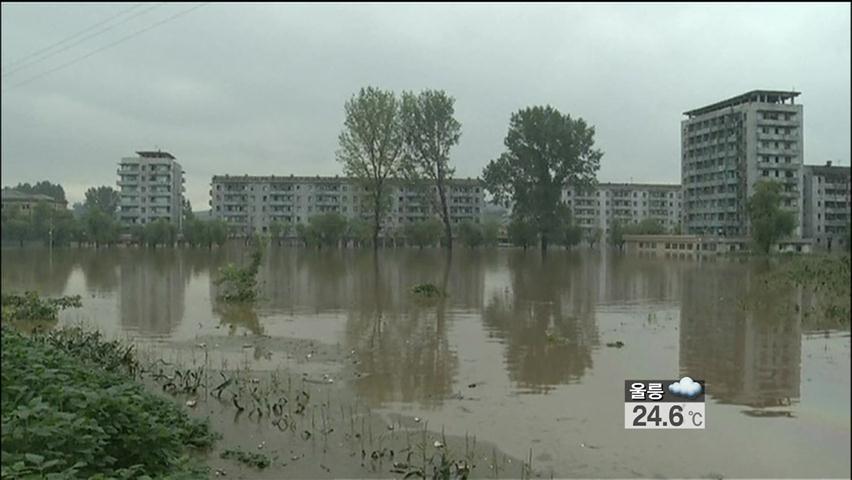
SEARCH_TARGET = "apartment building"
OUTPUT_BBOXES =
[1,189,67,215]
[563,182,682,238]
[116,151,186,229]
[682,90,803,237]
[802,161,851,250]
[209,175,484,237]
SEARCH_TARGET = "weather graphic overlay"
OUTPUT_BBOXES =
[624,377,706,429]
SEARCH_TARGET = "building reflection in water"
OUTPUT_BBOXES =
[679,260,801,409]
[0,247,78,295]
[343,251,466,408]
[119,249,188,336]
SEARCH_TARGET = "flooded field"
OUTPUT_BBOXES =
[2,246,849,478]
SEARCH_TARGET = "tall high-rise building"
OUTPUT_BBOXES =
[209,175,483,237]
[682,90,803,237]
[116,151,185,229]
[802,161,851,250]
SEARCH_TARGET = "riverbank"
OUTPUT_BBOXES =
[0,326,218,478]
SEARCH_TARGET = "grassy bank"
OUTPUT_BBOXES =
[1,326,218,479]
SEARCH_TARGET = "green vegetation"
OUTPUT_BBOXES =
[182,219,228,249]
[143,218,178,247]
[411,283,446,298]
[10,181,66,203]
[215,240,264,302]
[220,449,271,469]
[740,255,850,330]
[1,326,217,479]
[346,218,373,248]
[507,216,538,250]
[83,207,120,247]
[458,220,484,248]
[268,220,292,246]
[747,181,797,253]
[337,87,406,251]
[586,227,602,248]
[608,220,626,249]
[404,218,444,249]
[1,203,80,247]
[2,292,82,332]
[482,105,602,253]
[481,218,500,247]
[400,90,463,250]
[84,186,120,217]
[562,222,583,249]
[308,212,348,248]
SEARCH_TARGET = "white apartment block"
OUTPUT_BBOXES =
[682,90,803,238]
[116,151,185,229]
[802,162,851,250]
[209,175,484,237]
[563,183,683,238]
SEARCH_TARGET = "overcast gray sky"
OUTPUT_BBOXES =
[2,2,850,209]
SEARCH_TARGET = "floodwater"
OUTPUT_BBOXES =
[2,246,850,478]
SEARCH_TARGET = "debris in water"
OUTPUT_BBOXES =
[196,343,207,348]
[414,417,421,423]
[605,341,625,348]
[433,441,444,448]
[214,469,226,476]
[468,383,477,388]
[185,399,197,408]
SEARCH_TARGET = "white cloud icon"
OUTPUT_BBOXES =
[668,376,702,398]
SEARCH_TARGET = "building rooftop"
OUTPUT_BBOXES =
[805,162,851,178]
[1,189,64,203]
[684,90,800,118]
[136,150,176,159]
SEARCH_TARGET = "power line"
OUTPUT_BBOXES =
[1,3,208,94]
[2,3,165,78]
[2,3,146,71]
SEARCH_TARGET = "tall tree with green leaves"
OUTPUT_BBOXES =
[482,106,602,253]
[336,87,405,251]
[400,89,462,250]
[747,181,797,253]
[83,208,118,248]
[403,217,444,249]
[13,181,66,203]
[84,186,120,217]
[507,215,538,250]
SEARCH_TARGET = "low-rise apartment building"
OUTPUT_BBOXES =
[802,161,851,250]
[209,175,484,237]
[116,151,186,229]
[1,189,68,215]
[563,182,683,238]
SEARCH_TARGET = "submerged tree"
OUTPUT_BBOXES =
[507,215,538,250]
[84,186,120,217]
[483,106,602,253]
[336,87,405,251]
[215,239,264,302]
[747,181,796,253]
[403,217,444,249]
[400,89,462,250]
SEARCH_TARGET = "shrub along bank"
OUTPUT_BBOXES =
[1,325,218,479]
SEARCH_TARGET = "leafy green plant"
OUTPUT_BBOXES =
[412,283,445,298]
[214,240,264,302]
[1,292,82,329]
[1,326,218,478]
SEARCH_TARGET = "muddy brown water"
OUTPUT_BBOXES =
[2,246,849,478]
